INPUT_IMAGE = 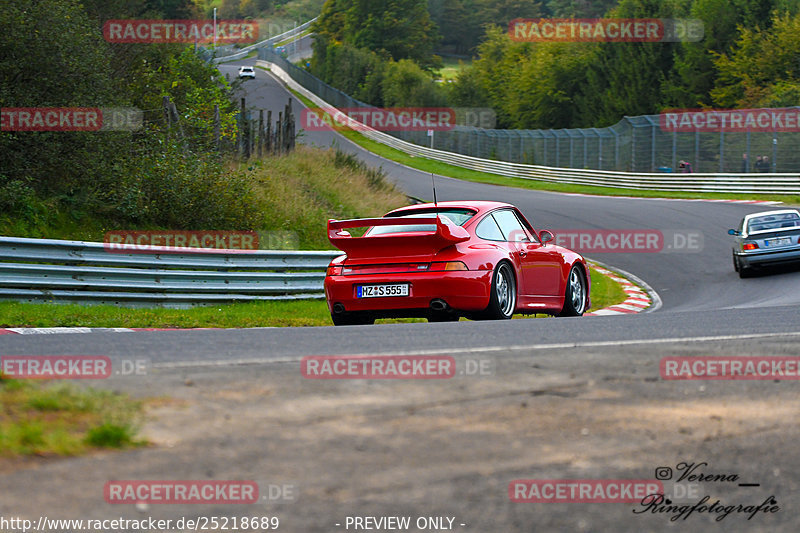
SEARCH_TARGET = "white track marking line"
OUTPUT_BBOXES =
[152,331,800,369]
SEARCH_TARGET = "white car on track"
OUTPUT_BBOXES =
[238,66,256,79]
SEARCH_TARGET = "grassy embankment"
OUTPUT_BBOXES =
[0,145,403,249]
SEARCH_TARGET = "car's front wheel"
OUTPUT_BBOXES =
[477,262,516,320]
[558,265,587,317]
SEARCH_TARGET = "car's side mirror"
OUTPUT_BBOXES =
[727,229,740,236]
[539,230,554,244]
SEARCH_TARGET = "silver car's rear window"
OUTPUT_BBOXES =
[747,212,800,232]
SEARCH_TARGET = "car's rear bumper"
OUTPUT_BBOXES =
[324,271,493,314]
[737,247,800,268]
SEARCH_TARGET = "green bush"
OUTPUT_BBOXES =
[85,422,135,448]
[112,140,260,229]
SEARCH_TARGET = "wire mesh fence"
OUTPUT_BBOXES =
[259,47,800,174]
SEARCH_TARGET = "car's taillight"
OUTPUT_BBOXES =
[326,265,342,276]
[430,261,468,271]
[743,242,759,251]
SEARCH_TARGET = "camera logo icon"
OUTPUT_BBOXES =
[655,467,673,480]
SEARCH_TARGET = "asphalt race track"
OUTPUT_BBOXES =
[2,61,800,533]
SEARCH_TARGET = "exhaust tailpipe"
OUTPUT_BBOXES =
[332,303,345,314]
[430,299,448,311]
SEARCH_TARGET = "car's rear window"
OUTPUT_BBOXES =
[366,208,475,236]
[747,212,800,232]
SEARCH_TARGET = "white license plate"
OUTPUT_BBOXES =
[357,284,409,298]
[767,237,792,246]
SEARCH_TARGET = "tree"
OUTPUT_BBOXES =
[663,0,796,109]
[456,26,531,127]
[219,0,243,18]
[382,59,447,107]
[545,0,618,16]
[569,0,680,126]
[315,0,440,67]
[430,0,545,56]
[505,42,595,128]
[711,11,800,107]
[0,0,247,229]
[0,0,120,194]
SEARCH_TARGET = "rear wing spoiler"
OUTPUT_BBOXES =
[327,216,469,259]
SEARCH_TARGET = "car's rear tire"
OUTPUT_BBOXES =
[477,262,516,320]
[331,312,375,326]
[734,253,753,278]
[558,265,587,317]
[738,264,753,278]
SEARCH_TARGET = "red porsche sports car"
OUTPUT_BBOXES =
[324,201,590,325]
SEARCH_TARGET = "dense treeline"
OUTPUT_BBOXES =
[308,0,617,107]
[0,0,257,232]
[310,0,800,129]
[210,0,324,24]
[429,0,618,56]
[450,0,800,128]
[310,0,446,107]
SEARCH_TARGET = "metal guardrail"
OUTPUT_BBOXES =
[0,236,341,307]
[212,18,316,64]
[258,51,800,194]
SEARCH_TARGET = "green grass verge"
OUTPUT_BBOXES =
[285,87,799,205]
[587,264,629,311]
[0,376,144,457]
[435,57,471,82]
[0,265,629,328]
[0,299,332,328]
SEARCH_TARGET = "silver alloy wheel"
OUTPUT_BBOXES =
[569,268,586,315]
[496,263,515,317]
